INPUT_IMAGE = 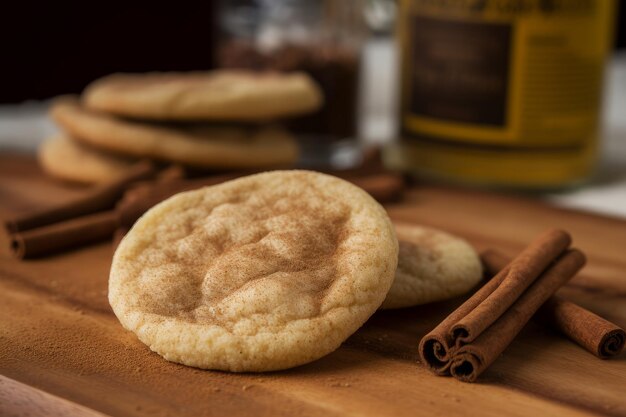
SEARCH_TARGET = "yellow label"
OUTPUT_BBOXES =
[393,0,615,188]
[399,0,614,148]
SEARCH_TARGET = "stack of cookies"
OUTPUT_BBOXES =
[39,70,323,184]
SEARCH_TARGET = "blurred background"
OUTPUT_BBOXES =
[1,0,625,216]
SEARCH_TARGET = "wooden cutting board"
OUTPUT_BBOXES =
[1,154,625,417]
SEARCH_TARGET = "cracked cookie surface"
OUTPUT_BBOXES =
[109,171,398,371]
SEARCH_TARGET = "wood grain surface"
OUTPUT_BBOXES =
[1,155,625,417]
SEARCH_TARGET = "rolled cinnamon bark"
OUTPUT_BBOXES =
[451,229,571,345]
[419,229,585,382]
[11,211,118,258]
[418,269,507,376]
[450,249,585,382]
[4,161,155,233]
[481,249,626,359]
[156,164,187,181]
[347,173,404,203]
[541,297,625,359]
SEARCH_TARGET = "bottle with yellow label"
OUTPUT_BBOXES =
[386,0,616,190]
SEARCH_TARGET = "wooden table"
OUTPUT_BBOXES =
[1,155,625,417]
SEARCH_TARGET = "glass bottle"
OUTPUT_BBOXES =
[388,0,616,190]
[217,0,367,169]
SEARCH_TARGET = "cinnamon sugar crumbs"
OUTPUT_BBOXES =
[1,279,308,416]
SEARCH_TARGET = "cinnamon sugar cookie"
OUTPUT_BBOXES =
[381,224,482,309]
[84,70,322,121]
[51,98,298,169]
[38,133,136,184]
[109,171,398,371]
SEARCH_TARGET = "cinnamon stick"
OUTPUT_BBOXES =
[451,229,571,345]
[156,164,187,181]
[10,211,118,258]
[451,250,585,381]
[347,173,404,203]
[419,229,585,382]
[481,249,625,359]
[4,160,155,233]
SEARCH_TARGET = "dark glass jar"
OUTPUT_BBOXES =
[216,0,366,169]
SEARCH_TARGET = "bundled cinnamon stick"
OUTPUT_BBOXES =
[347,173,404,203]
[4,161,156,233]
[419,229,586,382]
[481,250,625,359]
[10,211,118,258]
[3,161,156,259]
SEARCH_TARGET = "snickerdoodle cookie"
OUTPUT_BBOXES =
[109,171,398,371]
[38,133,136,184]
[381,224,482,309]
[51,98,298,169]
[83,70,322,121]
